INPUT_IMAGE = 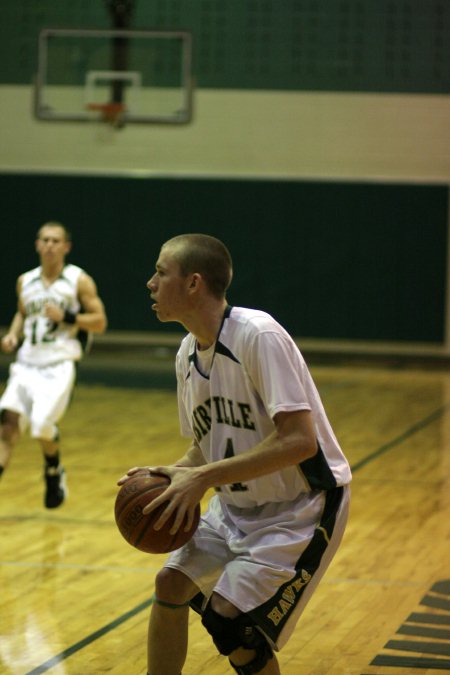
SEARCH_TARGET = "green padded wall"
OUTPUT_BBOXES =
[1,0,449,93]
[0,174,447,343]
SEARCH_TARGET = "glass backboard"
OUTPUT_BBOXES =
[34,28,193,125]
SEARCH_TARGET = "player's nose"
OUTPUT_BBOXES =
[147,275,157,291]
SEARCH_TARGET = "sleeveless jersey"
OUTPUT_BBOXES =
[17,264,85,366]
[176,306,352,509]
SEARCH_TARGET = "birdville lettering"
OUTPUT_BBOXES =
[24,298,64,317]
[192,397,255,441]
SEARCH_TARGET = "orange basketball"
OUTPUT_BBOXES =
[114,471,200,554]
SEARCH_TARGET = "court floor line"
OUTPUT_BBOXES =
[24,402,450,674]
[0,559,161,574]
[25,597,153,675]
[350,403,450,473]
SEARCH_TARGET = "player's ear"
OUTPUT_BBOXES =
[188,273,201,290]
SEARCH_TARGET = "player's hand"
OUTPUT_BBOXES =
[142,465,207,535]
[44,304,64,323]
[116,466,161,485]
[1,333,18,353]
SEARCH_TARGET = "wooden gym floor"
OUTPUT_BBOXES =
[0,353,449,674]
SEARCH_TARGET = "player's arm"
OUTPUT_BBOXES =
[1,277,25,353]
[75,273,107,333]
[117,440,206,486]
[200,409,317,487]
[44,272,107,333]
[174,439,206,468]
[143,409,317,533]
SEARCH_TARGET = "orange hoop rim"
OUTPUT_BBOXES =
[86,102,126,125]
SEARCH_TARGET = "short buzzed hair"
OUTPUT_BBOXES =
[163,234,233,299]
[36,221,72,242]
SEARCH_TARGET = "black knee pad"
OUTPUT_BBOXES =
[201,602,272,670]
[229,641,273,675]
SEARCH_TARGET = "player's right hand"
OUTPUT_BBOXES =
[1,334,18,353]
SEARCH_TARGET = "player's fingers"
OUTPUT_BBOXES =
[116,466,147,485]
[147,500,175,530]
[182,505,196,532]
[169,507,187,535]
[149,466,172,480]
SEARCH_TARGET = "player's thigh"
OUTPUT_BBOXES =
[154,566,200,604]
[164,515,235,601]
[0,363,33,435]
[32,361,76,424]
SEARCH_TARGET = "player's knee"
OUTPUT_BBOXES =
[201,601,273,673]
[0,410,20,443]
[228,644,274,675]
[30,418,56,441]
[154,567,196,606]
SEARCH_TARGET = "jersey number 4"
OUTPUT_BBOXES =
[215,438,248,493]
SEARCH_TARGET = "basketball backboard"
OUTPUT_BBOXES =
[34,28,193,125]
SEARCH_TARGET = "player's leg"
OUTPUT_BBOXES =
[203,592,280,675]
[39,433,67,508]
[31,361,75,508]
[0,362,30,479]
[0,409,21,477]
[148,567,200,675]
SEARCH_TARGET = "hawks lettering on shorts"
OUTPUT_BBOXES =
[266,569,312,627]
[192,396,255,442]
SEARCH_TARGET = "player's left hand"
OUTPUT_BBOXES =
[117,466,157,485]
[44,304,64,323]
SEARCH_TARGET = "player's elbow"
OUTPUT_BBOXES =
[275,410,317,464]
[92,314,108,334]
[297,435,318,462]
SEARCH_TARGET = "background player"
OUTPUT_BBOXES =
[119,234,352,675]
[0,221,107,507]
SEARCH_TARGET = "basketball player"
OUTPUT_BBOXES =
[0,222,107,508]
[119,234,351,675]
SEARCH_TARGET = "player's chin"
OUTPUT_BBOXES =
[154,309,172,323]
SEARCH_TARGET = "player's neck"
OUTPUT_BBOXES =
[191,300,228,351]
[40,260,65,284]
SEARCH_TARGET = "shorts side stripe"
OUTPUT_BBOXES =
[249,486,344,643]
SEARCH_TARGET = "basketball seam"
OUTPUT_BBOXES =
[115,480,168,518]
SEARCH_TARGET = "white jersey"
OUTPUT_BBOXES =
[17,264,85,366]
[176,306,352,509]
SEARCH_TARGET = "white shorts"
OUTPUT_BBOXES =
[165,485,350,651]
[0,360,76,441]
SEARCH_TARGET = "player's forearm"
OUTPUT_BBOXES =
[1,313,24,353]
[198,429,316,490]
[7,312,25,338]
[175,441,206,468]
[45,303,107,333]
[73,311,107,334]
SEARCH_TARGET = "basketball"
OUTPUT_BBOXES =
[114,471,201,554]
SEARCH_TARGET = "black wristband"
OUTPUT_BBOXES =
[63,310,78,324]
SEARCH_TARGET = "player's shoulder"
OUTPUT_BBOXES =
[177,331,195,356]
[175,332,194,375]
[62,263,85,280]
[20,265,41,288]
[227,306,284,335]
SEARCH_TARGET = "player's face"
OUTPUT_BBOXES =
[147,247,190,323]
[36,226,71,263]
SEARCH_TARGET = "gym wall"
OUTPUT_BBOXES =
[0,1,449,346]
